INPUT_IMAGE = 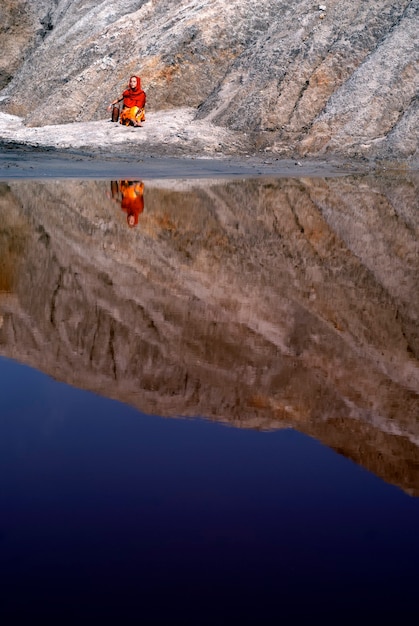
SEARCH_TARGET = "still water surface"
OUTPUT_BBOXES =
[0,174,418,622]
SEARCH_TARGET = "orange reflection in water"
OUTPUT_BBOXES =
[109,180,145,227]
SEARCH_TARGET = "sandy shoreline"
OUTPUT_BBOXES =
[0,143,376,181]
[0,110,384,180]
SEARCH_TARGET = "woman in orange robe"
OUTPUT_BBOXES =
[108,76,146,127]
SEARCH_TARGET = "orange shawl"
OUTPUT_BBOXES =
[120,181,145,226]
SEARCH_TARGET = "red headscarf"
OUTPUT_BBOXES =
[122,76,146,108]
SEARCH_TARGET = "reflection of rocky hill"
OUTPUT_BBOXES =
[0,174,418,494]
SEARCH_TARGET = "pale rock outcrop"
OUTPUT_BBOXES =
[0,0,417,161]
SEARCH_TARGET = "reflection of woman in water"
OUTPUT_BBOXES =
[110,181,145,228]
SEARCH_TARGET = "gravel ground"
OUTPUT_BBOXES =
[0,109,380,179]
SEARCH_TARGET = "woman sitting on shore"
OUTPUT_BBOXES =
[108,76,146,127]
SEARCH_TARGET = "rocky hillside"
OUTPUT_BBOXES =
[0,0,418,161]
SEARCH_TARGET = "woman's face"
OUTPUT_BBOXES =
[129,77,137,89]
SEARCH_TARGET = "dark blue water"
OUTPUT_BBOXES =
[1,355,419,624]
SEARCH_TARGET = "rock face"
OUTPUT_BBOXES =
[1,173,418,494]
[0,0,418,161]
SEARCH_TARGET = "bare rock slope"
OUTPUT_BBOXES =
[0,0,418,161]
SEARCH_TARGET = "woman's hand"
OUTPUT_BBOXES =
[107,99,120,110]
